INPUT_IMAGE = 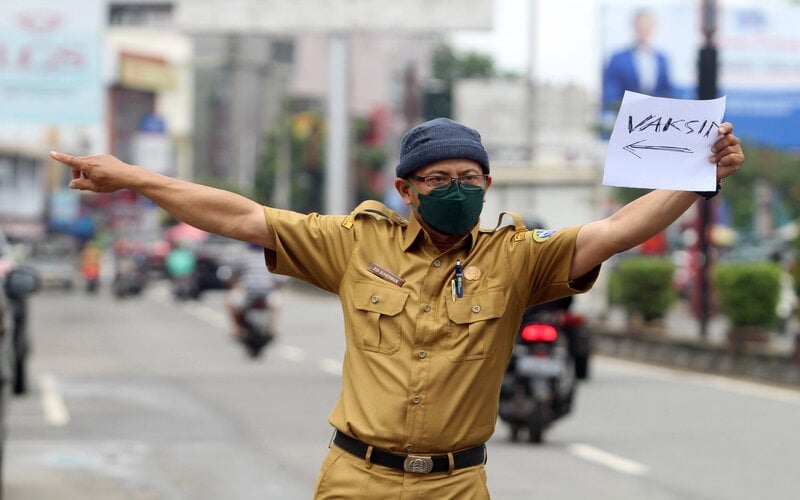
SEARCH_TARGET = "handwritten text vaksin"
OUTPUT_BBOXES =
[628,114,720,137]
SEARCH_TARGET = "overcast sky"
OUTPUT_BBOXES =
[449,0,600,88]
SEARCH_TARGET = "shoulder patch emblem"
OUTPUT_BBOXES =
[341,215,354,229]
[532,229,557,242]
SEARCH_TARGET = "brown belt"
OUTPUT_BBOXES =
[332,430,487,474]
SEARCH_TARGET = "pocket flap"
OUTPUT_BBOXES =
[353,281,409,316]
[446,288,505,324]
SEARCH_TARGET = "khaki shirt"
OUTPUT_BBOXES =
[264,201,599,454]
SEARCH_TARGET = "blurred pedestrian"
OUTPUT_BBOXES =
[50,116,744,498]
[79,241,102,293]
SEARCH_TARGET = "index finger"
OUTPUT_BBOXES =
[49,150,75,164]
[50,151,83,180]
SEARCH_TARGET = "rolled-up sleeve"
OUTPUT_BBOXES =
[263,207,355,293]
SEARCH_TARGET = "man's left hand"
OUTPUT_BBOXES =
[710,122,744,181]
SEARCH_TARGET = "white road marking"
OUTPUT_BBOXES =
[278,345,306,362]
[320,359,343,377]
[568,443,650,476]
[39,373,70,427]
[184,303,228,330]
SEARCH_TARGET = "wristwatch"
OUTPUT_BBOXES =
[696,181,721,200]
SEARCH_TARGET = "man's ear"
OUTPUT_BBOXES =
[394,178,414,205]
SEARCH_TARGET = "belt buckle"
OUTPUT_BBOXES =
[403,454,434,473]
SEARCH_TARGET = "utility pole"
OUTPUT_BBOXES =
[697,0,718,339]
[325,33,351,215]
[526,0,538,162]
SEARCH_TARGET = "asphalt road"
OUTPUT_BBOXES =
[5,279,800,499]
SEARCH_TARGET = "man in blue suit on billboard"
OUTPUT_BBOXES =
[602,9,674,126]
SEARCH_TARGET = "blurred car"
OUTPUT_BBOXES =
[25,235,80,290]
[718,239,786,263]
[194,234,249,294]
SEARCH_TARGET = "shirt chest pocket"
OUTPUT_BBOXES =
[445,288,505,361]
[352,281,409,354]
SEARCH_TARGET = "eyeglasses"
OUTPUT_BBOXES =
[410,174,488,190]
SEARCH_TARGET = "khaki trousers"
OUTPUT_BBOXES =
[313,445,491,499]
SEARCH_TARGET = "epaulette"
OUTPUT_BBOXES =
[489,211,529,242]
[341,200,407,229]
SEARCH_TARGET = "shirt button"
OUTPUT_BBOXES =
[405,443,415,452]
[417,350,427,359]
[371,295,379,304]
[472,305,481,313]
[423,304,431,313]
[433,260,442,268]
[411,394,422,404]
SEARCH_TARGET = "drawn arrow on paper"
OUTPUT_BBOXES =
[623,139,693,159]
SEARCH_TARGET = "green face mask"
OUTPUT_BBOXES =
[409,181,484,236]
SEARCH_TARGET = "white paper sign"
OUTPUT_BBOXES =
[603,91,727,191]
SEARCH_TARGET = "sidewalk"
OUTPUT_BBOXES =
[601,300,798,355]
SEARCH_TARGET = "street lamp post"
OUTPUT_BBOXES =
[696,0,718,339]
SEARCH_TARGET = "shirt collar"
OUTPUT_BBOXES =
[402,214,478,254]
[402,214,426,251]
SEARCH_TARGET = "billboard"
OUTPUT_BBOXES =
[175,0,492,33]
[599,2,800,150]
[0,0,105,126]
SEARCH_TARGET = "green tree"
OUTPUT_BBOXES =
[719,143,800,234]
[258,109,390,212]
[423,42,501,120]
[431,43,497,81]
[352,116,388,204]
[611,143,800,239]
[258,109,325,213]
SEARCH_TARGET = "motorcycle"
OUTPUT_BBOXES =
[216,264,278,359]
[237,293,276,359]
[112,255,147,299]
[171,274,199,301]
[556,297,592,380]
[498,303,577,443]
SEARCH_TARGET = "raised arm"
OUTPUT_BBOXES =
[50,152,275,250]
[569,122,744,281]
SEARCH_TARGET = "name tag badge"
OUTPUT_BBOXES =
[368,263,405,287]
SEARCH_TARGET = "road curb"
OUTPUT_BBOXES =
[591,327,800,387]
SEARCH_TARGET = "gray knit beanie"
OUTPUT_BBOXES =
[395,118,490,178]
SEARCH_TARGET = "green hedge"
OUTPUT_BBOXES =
[714,261,781,328]
[609,257,676,321]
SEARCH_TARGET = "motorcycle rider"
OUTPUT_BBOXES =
[165,241,197,300]
[225,243,285,340]
[80,241,102,292]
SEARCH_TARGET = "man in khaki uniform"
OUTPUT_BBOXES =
[51,117,744,498]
